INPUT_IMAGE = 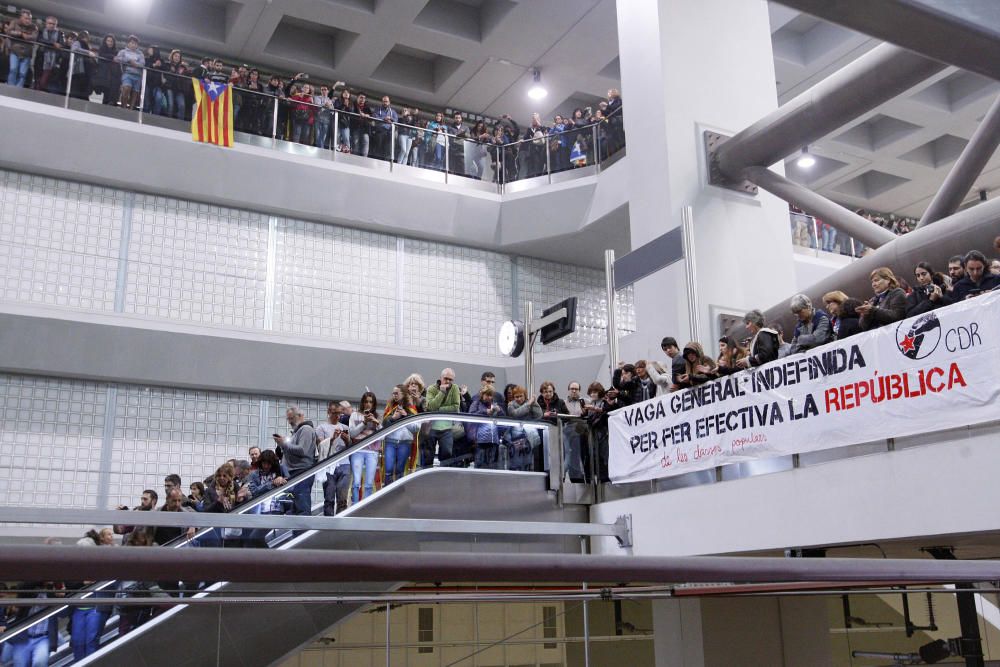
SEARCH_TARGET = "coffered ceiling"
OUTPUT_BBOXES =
[27,0,621,123]
[19,0,1000,218]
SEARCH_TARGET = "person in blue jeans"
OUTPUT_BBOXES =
[348,392,381,503]
[7,582,60,667]
[381,385,418,485]
[272,405,317,516]
[5,9,38,87]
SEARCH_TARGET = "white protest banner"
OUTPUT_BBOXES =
[609,290,1000,484]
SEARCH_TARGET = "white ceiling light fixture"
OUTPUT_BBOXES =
[797,146,816,169]
[527,68,548,100]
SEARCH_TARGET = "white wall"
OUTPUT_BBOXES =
[616,0,796,359]
[592,421,1000,557]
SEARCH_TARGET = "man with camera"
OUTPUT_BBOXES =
[113,489,158,542]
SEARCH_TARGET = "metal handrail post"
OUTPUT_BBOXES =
[444,133,450,183]
[64,52,74,109]
[546,135,552,183]
[390,122,396,168]
[551,418,565,502]
[332,111,338,161]
[604,249,619,379]
[271,97,279,142]
[812,216,820,257]
[137,68,147,123]
[592,124,599,171]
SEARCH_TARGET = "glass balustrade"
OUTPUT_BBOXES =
[0,35,626,192]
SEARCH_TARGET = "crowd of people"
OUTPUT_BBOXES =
[791,206,919,255]
[632,243,1000,400]
[1,8,626,181]
[3,251,998,664]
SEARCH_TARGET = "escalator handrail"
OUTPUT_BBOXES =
[0,411,552,644]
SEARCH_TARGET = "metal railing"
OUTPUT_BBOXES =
[0,35,626,193]
[789,210,868,259]
[0,410,562,662]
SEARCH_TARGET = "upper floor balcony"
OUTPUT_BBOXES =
[0,38,629,270]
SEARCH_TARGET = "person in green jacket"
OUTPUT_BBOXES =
[422,367,461,467]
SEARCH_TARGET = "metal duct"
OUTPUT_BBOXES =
[764,196,1000,335]
[3,546,1000,585]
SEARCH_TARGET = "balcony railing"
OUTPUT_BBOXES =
[0,36,626,194]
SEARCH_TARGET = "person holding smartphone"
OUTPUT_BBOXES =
[857,267,908,331]
[348,392,381,504]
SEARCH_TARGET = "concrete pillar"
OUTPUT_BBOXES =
[778,597,833,667]
[652,599,705,667]
[615,0,796,361]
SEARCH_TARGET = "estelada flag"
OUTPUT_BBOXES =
[191,78,234,147]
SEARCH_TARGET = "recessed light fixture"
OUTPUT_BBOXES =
[528,68,547,100]
[797,146,816,169]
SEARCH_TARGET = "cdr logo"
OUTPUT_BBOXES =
[895,312,941,360]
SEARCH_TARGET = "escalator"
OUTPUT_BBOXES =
[0,413,590,667]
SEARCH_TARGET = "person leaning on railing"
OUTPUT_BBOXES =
[93,33,120,105]
[821,291,863,340]
[857,267,908,331]
[906,262,948,317]
[288,81,315,145]
[113,34,144,109]
[68,31,95,101]
[5,9,38,88]
[736,309,779,369]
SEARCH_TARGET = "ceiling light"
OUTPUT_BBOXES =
[528,68,547,100]
[797,146,816,169]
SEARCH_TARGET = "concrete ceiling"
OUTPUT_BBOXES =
[769,2,1000,219]
[18,0,1000,219]
[26,0,621,124]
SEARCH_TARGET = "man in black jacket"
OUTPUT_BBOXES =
[951,250,999,301]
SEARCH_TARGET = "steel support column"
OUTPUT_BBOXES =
[919,94,1000,227]
[716,44,946,180]
[744,166,896,248]
[5,546,1000,585]
[926,547,985,667]
[774,0,1000,83]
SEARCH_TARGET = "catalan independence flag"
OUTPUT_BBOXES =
[191,78,234,147]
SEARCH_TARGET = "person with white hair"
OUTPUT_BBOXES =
[788,293,833,354]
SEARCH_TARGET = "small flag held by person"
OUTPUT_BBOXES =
[191,78,234,147]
